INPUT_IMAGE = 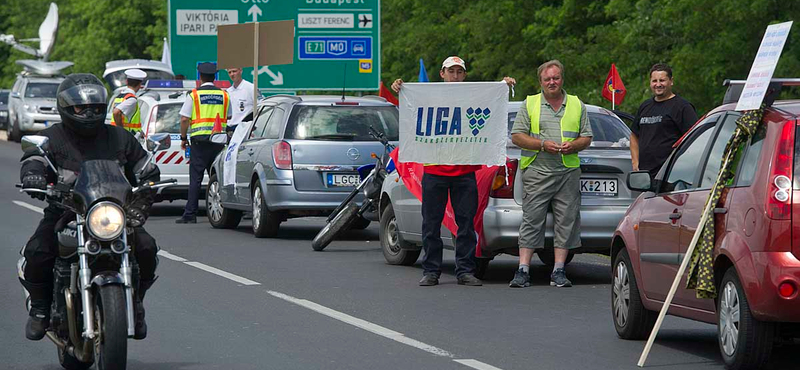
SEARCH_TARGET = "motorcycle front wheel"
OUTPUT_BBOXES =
[93,285,128,370]
[311,202,359,251]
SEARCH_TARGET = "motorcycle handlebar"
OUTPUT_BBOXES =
[132,178,178,193]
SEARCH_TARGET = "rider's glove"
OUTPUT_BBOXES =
[126,204,146,228]
[22,174,47,200]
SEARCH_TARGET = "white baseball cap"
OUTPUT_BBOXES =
[124,69,147,81]
[441,56,466,71]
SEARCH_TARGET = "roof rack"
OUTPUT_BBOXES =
[722,78,800,107]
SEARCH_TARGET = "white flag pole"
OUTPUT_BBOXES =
[253,22,259,107]
[637,152,734,367]
[612,83,615,111]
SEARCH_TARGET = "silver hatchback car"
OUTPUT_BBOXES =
[209,95,399,238]
[378,102,634,275]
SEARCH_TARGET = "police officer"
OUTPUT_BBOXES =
[19,73,160,340]
[176,63,232,224]
[111,68,147,135]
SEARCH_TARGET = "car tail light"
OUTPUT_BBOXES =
[778,281,796,298]
[766,121,795,220]
[272,140,292,170]
[334,101,359,106]
[490,159,518,199]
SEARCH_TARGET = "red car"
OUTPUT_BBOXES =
[611,82,800,370]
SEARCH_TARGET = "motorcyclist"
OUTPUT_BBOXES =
[18,73,160,341]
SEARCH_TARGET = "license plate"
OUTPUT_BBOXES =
[580,178,618,196]
[327,173,359,187]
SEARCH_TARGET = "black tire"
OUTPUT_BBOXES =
[717,268,775,370]
[473,257,491,280]
[207,173,243,229]
[612,249,657,340]
[58,347,93,370]
[380,205,420,265]
[252,183,280,238]
[8,117,21,142]
[349,216,371,230]
[93,285,127,370]
[537,247,575,267]
[312,202,358,251]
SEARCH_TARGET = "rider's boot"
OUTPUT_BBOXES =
[134,277,157,340]
[20,279,52,341]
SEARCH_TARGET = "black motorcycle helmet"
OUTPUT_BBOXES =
[56,73,108,136]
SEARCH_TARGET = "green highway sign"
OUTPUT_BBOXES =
[168,0,381,91]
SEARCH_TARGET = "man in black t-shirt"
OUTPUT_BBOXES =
[631,63,698,177]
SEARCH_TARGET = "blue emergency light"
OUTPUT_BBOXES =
[145,80,185,89]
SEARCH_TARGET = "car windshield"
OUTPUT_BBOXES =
[104,70,174,90]
[24,83,59,98]
[0,91,8,103]
[285,105,399,141]
[153,103,182,133]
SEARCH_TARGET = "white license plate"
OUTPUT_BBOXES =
[327,173,359,187]
[580,178,618,196]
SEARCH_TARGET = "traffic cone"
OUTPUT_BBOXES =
[211,113,223,134]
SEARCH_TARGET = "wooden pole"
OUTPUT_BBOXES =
[637,152,734,367]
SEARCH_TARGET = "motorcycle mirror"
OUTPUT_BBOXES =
[21,135,50,153]
[146,133,171,152]
[209,133,228,145]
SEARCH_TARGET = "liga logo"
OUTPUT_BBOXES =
[414,106,491,142]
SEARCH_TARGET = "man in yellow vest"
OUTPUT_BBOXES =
[111,68,146,134]
[176,62,232,223]
[509,60,593,288]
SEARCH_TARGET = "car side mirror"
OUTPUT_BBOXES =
[10,92,20,99]
[627,171,653,192]
[210,133,228,145]
[146,133,171,152]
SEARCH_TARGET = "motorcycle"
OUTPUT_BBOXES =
[311,126,395,251]
[17,134,176,370]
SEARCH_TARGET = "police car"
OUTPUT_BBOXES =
[136,79,230,202]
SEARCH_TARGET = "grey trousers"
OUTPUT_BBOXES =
[518,168,582,250]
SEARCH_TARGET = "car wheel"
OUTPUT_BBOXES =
[207,173,243,229]
[349,216,371,230]
[380,204,420,265]
[537,247,574,267]
[8,117,21,142]
[718,268,775,369]
[252,183,280,238]
[612,248,657,340]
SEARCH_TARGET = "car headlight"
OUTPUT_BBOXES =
[86,202,125,241]
[23,104,37,113]
[0,111,7,117]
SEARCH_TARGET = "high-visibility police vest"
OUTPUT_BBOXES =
[111,93,141,133]
[189,86,229,139]
[519,93,583,169]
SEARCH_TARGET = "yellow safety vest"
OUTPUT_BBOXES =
[519,93,583,169]
[190,87,229,138]
[111,93,141,133]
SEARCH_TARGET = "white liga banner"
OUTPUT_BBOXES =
[398,82,508,166]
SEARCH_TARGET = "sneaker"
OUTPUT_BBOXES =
[457,274,483,286]
[418,274,439,286]
[175,216,197,224]
[550,268,572,287]
[509,269,530,288]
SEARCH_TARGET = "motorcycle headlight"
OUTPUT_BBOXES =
[86,202,125,241]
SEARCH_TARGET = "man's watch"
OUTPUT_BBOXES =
[180,135,188,141]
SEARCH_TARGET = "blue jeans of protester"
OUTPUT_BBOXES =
[421,172,478,278]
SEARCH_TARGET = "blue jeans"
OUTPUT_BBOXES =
[420,172,478,278]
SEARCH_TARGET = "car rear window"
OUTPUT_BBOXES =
[153,103,182,133]
[284,105,399,141]
[24,83,59,98]
[588,113,631,149]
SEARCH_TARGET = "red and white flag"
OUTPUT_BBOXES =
[602,63,627,108]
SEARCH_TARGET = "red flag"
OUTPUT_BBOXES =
[211,113,223,134]
[379,81,399,106]
[602,63,627,105]
[389,148,498,256]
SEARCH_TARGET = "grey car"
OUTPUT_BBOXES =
[208,95,399,238]
[0,89,9,130]
[7,74,64,142]
[378,102,634,275]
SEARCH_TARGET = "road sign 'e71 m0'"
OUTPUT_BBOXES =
[168,0,381,91]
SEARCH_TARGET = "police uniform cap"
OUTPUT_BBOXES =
[197,63,218,75]
[124,69,147,81]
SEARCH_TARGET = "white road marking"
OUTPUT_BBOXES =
[157,250,188,262]
[184,261,261,286]
[267,290,455,358]
[454,359,504,370]
[13,200,44,214]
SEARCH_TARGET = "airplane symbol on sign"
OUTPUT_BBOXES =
[359,14,372,28]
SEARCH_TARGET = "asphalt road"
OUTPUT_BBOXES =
[0,136,796,370]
